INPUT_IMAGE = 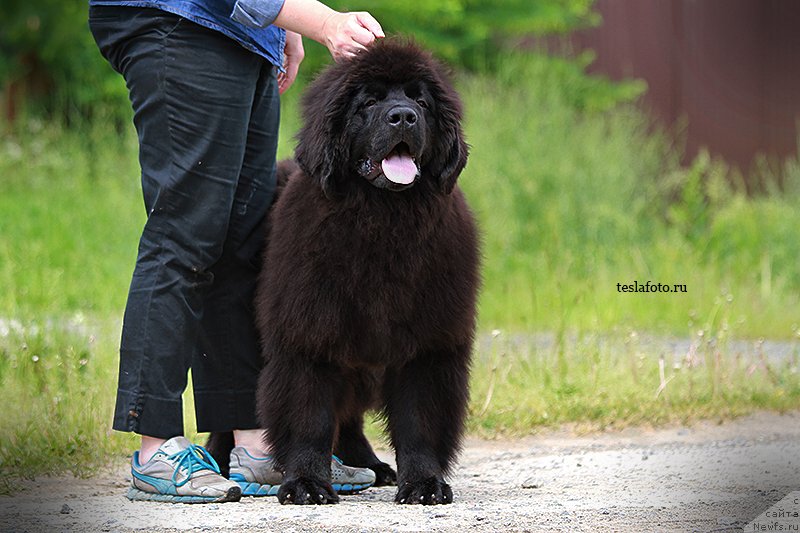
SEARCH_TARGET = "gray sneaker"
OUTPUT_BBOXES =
[330,455,377,494]
[228,447,283,496]
[229,447,376,496]
[128,436,242,504]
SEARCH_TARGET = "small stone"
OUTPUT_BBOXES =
[60,504,72,514]
[521,478,541,489]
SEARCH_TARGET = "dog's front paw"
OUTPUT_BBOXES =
[395,477,452,505]
[371,462,397,486]
[278,477,339,505]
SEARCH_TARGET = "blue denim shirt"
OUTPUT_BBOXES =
[89,0,287,68]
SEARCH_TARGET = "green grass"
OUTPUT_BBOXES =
[467,329,800,436]
[1,53,799,484]
[458,53,800,338]
[0,320,120,483]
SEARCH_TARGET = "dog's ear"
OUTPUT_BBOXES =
[433,113,469,195]
[294,67,352,199]
[426,71,469,195]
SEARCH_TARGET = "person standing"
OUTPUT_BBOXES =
[88,0,384,503]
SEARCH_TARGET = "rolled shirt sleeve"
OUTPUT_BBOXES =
[231,0,286,28]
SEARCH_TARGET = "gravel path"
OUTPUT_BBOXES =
[1,411,798,532]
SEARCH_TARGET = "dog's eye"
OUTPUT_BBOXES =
[416,99,428,109]
[364,98,377,108]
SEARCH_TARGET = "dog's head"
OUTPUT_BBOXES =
[295,39,469,198]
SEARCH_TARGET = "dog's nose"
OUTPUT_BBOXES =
[386,106,418,128]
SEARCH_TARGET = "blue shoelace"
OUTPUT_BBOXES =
[167,444,221,487]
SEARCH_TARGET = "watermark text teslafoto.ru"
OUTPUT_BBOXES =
[617,281,687,293]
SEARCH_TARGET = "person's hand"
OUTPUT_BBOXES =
[273,1,384,62]
[321,12,384,62]
[278,31,304,94]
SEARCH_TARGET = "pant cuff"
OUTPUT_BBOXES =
[194,389,258,433]
[112,389,184,439]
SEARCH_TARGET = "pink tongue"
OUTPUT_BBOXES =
[381,153,418,184]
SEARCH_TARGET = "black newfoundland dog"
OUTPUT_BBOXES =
[213,39,480,506]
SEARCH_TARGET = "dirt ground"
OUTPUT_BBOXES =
[1,411,798,532]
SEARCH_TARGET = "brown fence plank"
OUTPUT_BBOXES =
[574,0,800,176]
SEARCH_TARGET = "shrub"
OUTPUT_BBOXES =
[1,0,601,120]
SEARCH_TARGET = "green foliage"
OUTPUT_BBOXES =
[468,330,800,435]
[666,151,715,245]
[0,320,129,486]
[0,0,128,117]
[658,149,800,294]
[323,0,598,68]
[1,0,600,118]
[0,119,142,316]
[457,52,800,338]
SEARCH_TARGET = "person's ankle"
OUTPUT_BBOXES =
[233,429,270,458]
[139,435,168,464]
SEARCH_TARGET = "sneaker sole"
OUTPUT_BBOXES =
[230,474,372,497]
[230,473,280,497]
[127,486,241,504]
[333,482,373,495]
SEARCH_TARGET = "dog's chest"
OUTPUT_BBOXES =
[344,223,431,317]
[324,205,442,361]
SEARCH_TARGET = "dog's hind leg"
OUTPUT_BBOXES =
[384,344,471,505]
[205,431,235,478]
[334,415,397,486]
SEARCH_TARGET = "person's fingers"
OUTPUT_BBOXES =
[332,48,355,62]
[280,61,300,94]
[279,31,304,93]
[324,12,384,62]
[279,67,296,93]
[355,12,384,38]
[327,36,362,61]
[278,71,288,94]
[347,19,376,47]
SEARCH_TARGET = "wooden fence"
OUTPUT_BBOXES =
[572,0,800,178]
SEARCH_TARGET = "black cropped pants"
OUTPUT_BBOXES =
[89,6,279,438]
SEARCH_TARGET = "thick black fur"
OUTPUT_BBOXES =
[216,39,479,506]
